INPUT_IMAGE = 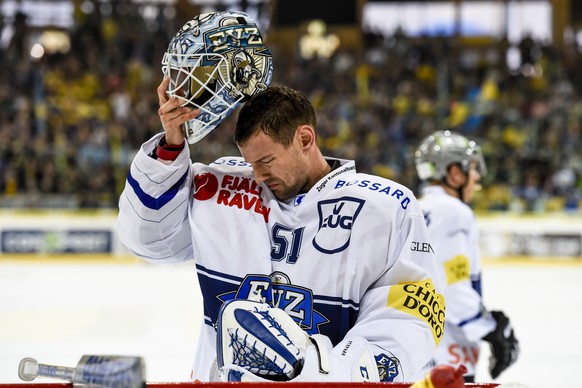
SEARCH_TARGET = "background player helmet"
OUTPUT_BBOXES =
[162,11,273,144]
[415,130,487,181]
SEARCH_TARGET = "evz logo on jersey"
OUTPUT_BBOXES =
[375,353,400,382]
[218,274,328,334]
[313,196,365,254]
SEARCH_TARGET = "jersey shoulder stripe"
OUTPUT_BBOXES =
[127,169,188,210]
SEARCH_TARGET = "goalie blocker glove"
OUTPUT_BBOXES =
[216,299,380,382]
[482,310,519,379]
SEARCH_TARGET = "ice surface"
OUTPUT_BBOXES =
[1,258,580,387]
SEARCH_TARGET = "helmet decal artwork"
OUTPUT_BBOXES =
[162,11,273,144]
[415,130,487,181]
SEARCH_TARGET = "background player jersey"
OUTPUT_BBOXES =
[118,134,445,382]
[418,185,496,376]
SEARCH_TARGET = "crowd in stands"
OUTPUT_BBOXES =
[0,4,581,213]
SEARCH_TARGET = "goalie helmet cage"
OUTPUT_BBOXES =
[0,382,499,387]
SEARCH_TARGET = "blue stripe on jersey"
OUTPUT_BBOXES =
[127,170,188,210]
[314,294,360,310]
[195,263,244,283]
[471,275,483,296]
[458,310,483,327]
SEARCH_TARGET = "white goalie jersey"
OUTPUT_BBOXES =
[118,134,445,382]
[417,185,496,376]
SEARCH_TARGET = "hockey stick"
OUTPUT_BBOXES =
[19,357,74,381]
[18,355,145,388]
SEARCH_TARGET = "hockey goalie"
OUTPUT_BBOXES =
[118,10,445,383]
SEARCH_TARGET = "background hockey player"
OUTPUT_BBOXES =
[414,130,520,382]
[118,11,445,382]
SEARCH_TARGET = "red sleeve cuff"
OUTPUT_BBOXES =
[156,137,185,161]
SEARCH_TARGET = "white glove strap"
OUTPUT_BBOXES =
[294,336,380,382]
[308,334,332,374]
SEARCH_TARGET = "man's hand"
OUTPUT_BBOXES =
[157,77,199,146]
[482,310,519,379]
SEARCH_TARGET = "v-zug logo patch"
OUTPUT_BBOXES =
[313,196,365,254]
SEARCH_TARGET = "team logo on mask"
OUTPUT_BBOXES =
[313,196,365,254]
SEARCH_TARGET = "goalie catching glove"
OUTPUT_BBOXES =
[482,310,519,379]
[216,299,380,382]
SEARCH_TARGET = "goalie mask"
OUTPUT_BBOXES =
[162,11,273,144]
[415,130,487,181]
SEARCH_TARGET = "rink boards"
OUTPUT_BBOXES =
[1,210,581,259]
[0,383,500,388]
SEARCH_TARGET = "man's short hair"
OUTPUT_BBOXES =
[234,85,317,147]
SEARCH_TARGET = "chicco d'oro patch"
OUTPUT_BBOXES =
[387,278,445,345]
[444,254,470,285]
